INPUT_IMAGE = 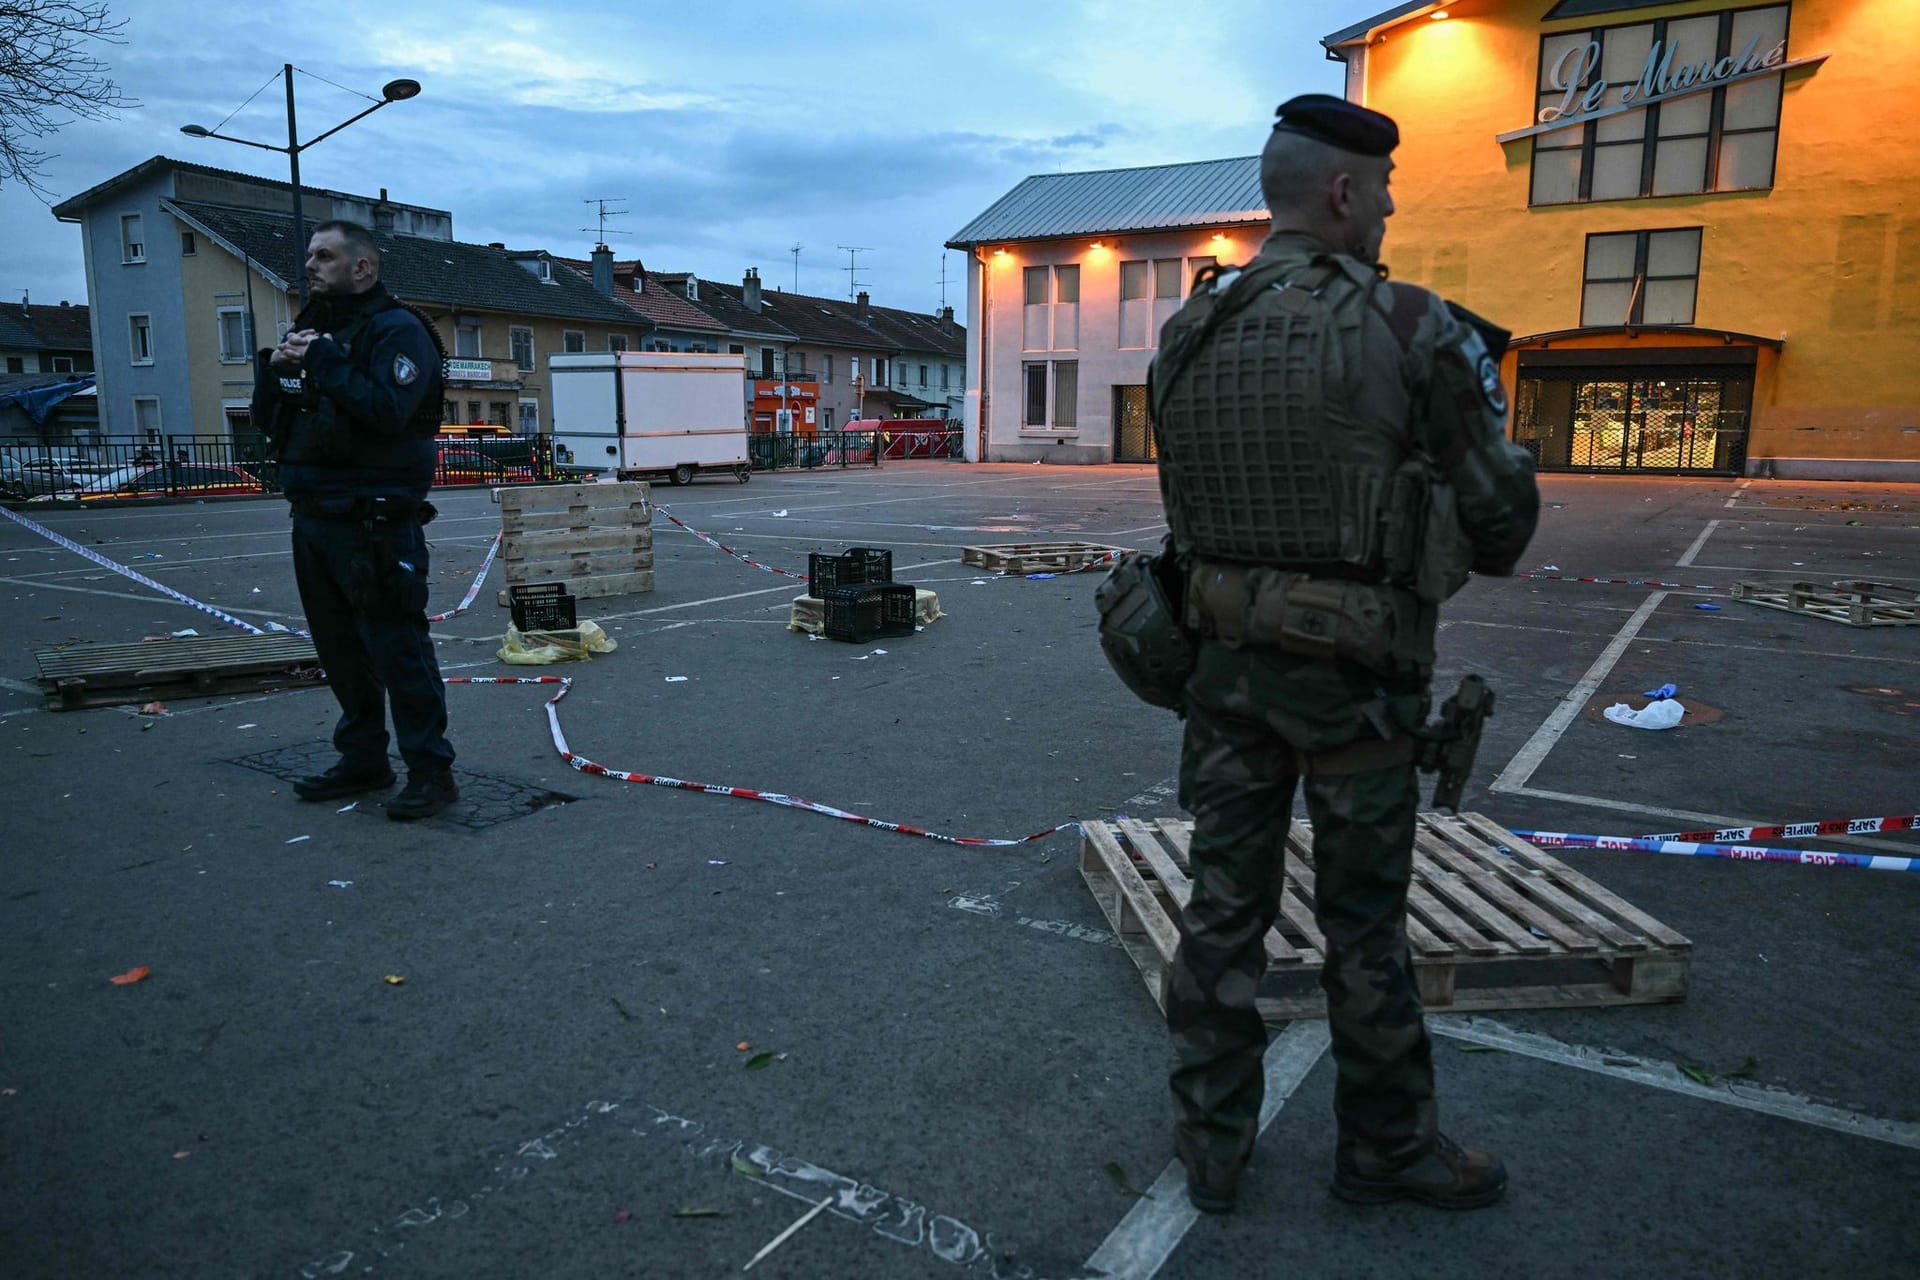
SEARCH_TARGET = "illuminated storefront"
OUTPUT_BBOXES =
[1326,0,1920,478]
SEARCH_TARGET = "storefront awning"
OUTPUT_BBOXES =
[1509,325,1784,351]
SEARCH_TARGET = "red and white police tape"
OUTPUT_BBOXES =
[447,675,1078,848]
[653,508,810,581]
[1513,572,1726,591]
[428,531,501,622]
[1639,812,1920,844]
[1513,829,1920,874]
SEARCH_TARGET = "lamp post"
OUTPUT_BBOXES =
[182,65,420,304]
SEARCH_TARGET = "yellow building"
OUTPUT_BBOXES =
[1326,0,1920,478]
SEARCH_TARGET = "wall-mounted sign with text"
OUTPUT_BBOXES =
[1499,25,1827,145]
[446,359,493,382]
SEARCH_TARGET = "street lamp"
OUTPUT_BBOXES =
[182,65,421,303]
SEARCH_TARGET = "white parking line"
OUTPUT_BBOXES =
[1082,1022,1330,1280]
[1676,518,1720,567]
[1431,1016,1920,1151]
[1491,591,1668,796]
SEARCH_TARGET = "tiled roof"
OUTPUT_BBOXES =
[0,302,91,352]
[649,274,794,342]
[166,202,650,328]
[552,257,730,333]
[947,157,1266,247]
[704,282,891,351]
[51,155,445,221]
[856,303,965,359]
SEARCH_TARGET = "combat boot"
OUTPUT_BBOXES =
[294,760,396,802]
[387,769,458,821]
[1331,1134,1507,1209]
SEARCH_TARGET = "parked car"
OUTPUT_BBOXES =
[71,462,267,501]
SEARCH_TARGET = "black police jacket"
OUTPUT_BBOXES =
[250,283,442,499]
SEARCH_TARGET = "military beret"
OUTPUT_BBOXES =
[1272,93,1399,157]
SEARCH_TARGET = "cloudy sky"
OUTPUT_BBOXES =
[3,0,1357,316]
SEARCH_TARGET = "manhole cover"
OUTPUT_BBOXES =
[226,742,579,830]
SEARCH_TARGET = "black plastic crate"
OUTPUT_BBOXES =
[509,582,577,631]
[823,582,917,643]
[807,546,892,598]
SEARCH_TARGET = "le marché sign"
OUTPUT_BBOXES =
[1497,29,1827,144]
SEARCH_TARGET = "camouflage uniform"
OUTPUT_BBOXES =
[1156,228,1540,1193]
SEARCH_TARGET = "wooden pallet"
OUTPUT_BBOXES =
[1730,579,1919,627]
[494,482,654,605]
[34,632,321,711]
[1080,812,1691,1019]
[961,541,1122,575]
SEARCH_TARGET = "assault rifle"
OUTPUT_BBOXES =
[1416,675,1495,814]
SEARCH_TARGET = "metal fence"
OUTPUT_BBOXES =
[0,433,557,503]
[880,427,964,460]
[748,429,884,473]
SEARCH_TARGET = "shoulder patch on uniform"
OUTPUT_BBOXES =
[1382,282,1430,351]
[393,353,418,386]
[1477,352,1508,414]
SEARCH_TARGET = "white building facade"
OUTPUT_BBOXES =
[948,158,1268,463]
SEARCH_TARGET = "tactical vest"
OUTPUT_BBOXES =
[1151,255,1427,586]
[278,293,446,469]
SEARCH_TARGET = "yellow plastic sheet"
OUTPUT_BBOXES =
[497,620,619,665]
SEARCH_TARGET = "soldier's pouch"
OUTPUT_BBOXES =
[1413,480,1474,604]
[1245,573,1395,675]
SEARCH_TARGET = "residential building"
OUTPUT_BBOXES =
[558,248,732,355]
[0,300,94,376]
[948,158,1267,462]
[855,298,967,421]
[50,157,649,440]
[1325,0,1918,478]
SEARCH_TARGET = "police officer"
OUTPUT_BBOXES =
[251,219,459,821]
[1149,97,1541,1212]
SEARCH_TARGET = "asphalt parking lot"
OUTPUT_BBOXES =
[2,462,1917,1279]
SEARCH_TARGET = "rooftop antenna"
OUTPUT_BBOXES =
[937,251,954,310]
[789,243,803,293]
[581,197,631,245]
[836,245,872,301]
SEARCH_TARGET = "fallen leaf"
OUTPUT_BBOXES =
[1724,1056,1760,1080]
[109,966,151,985]
[729,1153,764,1178]
[384,974,406,986]
[673,1208,725,1218]
[611,997,635,1021]
[1680,1064,1715,1086]
[744,1051,777,1071]
[1104,1161,1151,1199]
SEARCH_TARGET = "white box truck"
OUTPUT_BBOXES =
[548,352,751,485]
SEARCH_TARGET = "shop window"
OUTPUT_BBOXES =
[1580,228,1702,327]
[1530,5,1788,207]
[1023,265,1079,351]
[510,326,534,372]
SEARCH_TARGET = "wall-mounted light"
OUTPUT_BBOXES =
[1209,233,1227,244]
[1430,8,1450,18]
[992,248,1009,258]
[1091,241,1105,250]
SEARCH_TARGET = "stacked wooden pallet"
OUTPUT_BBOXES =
[1079,813,1691,1019]
[494,481,653,606]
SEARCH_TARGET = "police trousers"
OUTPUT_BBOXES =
[1167,638,1435,1185]
[290,505,454,776]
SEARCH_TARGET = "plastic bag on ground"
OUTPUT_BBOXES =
[498,620,618,665]
[1603,697,1685,730]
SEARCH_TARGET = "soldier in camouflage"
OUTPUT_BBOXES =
[1151,95,1540,1214]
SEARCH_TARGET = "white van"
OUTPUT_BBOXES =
[548,351,750,485]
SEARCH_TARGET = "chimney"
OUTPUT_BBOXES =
[488,242,505,249]
[743,267,762,313]
[856,290,870,321]
[591,243,615,297]
[939,305,954,328]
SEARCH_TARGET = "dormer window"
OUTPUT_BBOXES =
[631,274,643,293]
[685,277,700,301]
[538,258,551,282]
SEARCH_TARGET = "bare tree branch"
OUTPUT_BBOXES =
[0,1,139,198]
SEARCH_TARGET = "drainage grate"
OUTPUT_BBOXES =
[226,742,580,831]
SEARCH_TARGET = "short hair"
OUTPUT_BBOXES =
[1259,129,1345,218]
[311,219,381,273]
